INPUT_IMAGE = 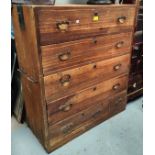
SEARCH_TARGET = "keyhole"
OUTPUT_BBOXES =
[82,113,85,116]
[94,12,98,16]
[93,38,97,44]
[93,87,97,91]
[93,64,97,69]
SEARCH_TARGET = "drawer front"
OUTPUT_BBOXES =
[44,55,130,102]
[42,32,132,75]
[47,75,128,124]
[35,6,135,45]
[48,91,127,146]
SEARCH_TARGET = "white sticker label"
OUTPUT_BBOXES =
[76,20,80,24]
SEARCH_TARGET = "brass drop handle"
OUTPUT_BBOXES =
[61,122,74,134]
[60,74,71,87]
[56,21,69,32]
[58,52,71,61]
[59,103,73,112]
[116,41,124,48]
[118,16,126,24]
[113,64,122,71]
[113,83,121,91]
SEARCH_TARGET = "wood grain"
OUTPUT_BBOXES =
[35,5,136,45]
[44,55,130,102]
[48,91,127,151]
[42,32,132,75]
[47,74,128,125]
[12,3,138,153]
[12,5,49,149]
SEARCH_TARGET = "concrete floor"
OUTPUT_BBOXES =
[11,97,143,155]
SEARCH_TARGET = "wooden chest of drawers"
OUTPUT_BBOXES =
[12,4,137,152]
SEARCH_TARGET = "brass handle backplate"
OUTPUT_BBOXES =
[56,21,69,32]
[116,41,124,48]
[60,74,71,87]
[113,83,121,91]
[118,16,126,24]
[59,103,73,112]
[113,64,122,71]
[58,52,71,61]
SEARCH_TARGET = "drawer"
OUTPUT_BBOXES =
[42,32,132,75]
[47,75,128,124]
[35,6,135,45]
[44,54,130,102]
[48,91,126,147]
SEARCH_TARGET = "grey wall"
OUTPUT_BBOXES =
[55,0,88,4]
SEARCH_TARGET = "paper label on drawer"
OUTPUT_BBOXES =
[93,16,99,22]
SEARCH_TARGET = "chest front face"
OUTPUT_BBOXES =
[12,4,137,152]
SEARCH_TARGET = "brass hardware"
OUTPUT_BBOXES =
[57,21,69,32]
[93,12,99,22]
[61,123,74,134]
[60,74,71,87]
[118,16,126,24]
[59,103,73,112]
[113,64,122,71]
[113,83,121,90]
[58,52,71,61]
[116,41,124,48]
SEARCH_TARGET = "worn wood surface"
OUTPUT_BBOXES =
[35,5,135,45]
[47,75,128,125]
[48,91,127,151]
[12,4,138,153]
[12,5,49,149]
[44,55,129,102]
[42,32,132,75]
